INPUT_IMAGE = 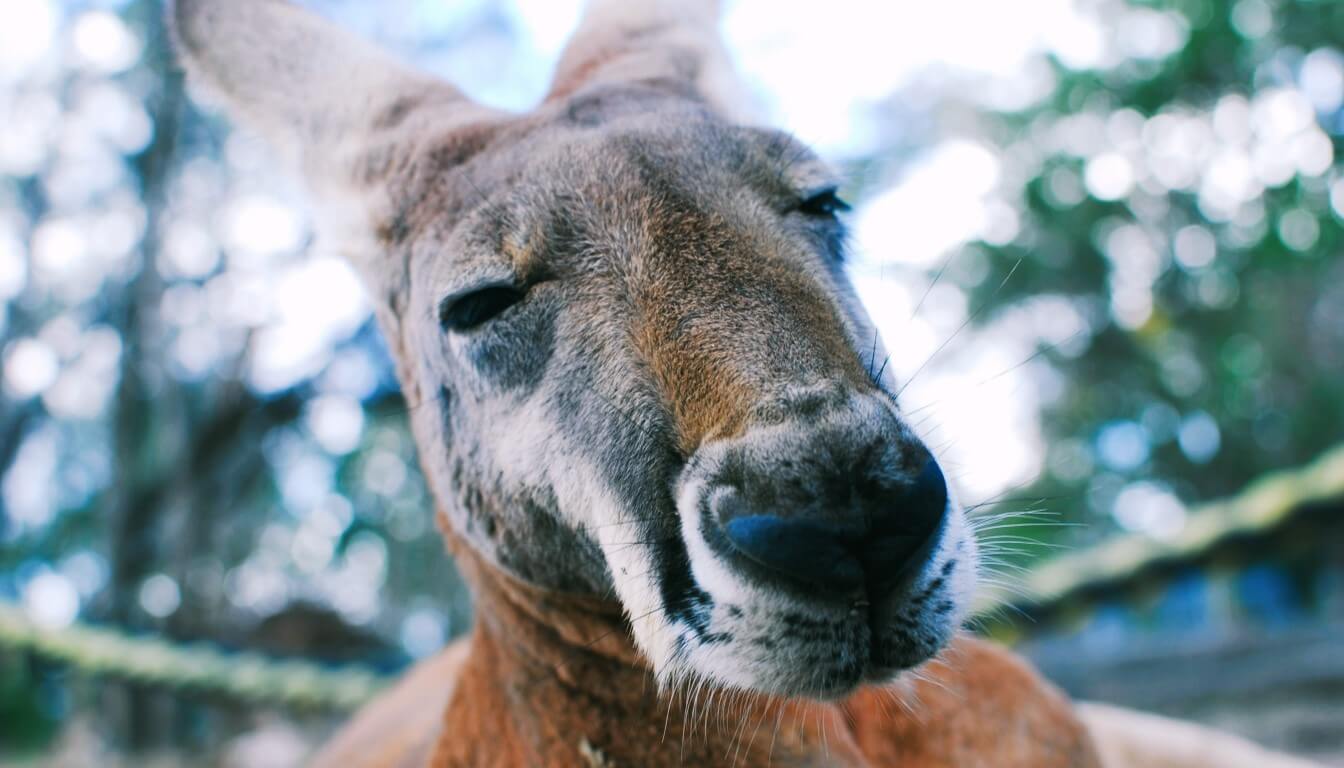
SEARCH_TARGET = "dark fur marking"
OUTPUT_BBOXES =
[654,531,717,644]
[437,385,455,438]
[890,615,921,631]
[373,92,427,130]
[446,457,611,594]
[377,208,414,246]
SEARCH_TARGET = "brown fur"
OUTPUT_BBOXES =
[631,203,870,453]
[312,528,1098,768]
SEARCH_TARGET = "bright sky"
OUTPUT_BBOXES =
[495,0,1108,148]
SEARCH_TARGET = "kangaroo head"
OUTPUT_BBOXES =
[175,0,977,699]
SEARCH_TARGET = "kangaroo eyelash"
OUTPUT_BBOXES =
[438,284,527,332]
[795,187,851,218]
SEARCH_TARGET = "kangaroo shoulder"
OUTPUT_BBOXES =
[844,636,1102,768]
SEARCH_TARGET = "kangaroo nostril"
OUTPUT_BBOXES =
[721,515,866,594]
[864,458,949,597]
[871,459,948,539]
[704,455,950,599]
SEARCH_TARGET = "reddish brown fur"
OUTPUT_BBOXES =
[632,203,874,454]
[312,523,1100,768]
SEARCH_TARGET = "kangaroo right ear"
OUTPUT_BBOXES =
[170,0,506,295]
[548,0,758,123]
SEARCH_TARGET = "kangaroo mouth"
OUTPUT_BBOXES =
[623,429,972,700]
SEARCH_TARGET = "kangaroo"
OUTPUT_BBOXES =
[171,2,1319,766]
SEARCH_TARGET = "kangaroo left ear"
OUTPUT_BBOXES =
[170,0,500,172]
[170,0,509,300]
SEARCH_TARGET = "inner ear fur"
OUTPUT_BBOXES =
[169,0,500,163]
[549,0,756,122]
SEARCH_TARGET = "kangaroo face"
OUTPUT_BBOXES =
[175,0,976,699]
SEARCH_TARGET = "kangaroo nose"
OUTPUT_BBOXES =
[716,459,949,598]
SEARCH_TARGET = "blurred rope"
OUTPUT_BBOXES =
[974,442,1344,616]
[0,603,387,711]
[1,444,1342,711]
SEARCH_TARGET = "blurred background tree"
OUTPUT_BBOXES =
[911,0,1344,551]
[1,0,477,753]
[0,0,1340,761]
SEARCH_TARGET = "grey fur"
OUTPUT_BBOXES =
[172,0,978,698]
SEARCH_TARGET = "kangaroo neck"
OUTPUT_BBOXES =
[430,531,867,767]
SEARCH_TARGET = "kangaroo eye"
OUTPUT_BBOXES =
[795,187,851,218]
[439,284,526,332]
